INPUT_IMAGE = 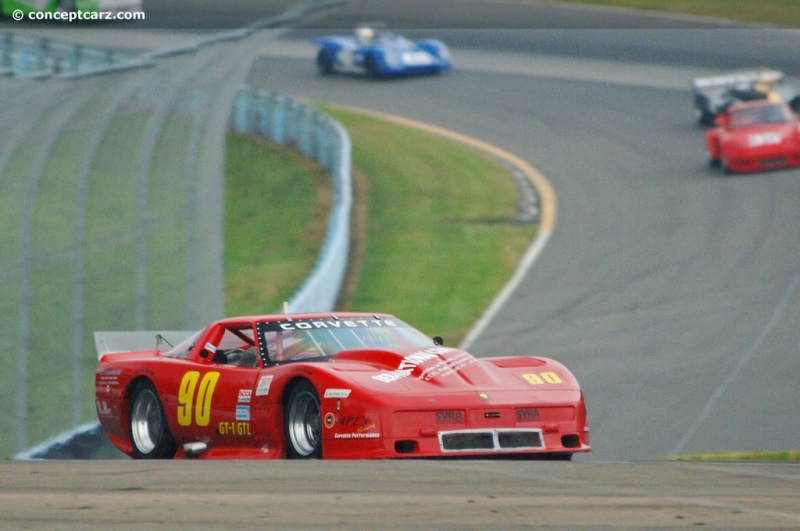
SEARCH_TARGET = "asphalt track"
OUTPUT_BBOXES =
[252,24,800,462]
[3,1,800,529]
[1,459,800,529]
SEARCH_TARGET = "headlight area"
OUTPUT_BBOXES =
[320,402,589,458]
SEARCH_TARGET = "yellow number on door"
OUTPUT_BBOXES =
[177,371,220,426]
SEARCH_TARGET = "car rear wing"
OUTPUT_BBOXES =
[94,330,196,359]
[692,68,784,91]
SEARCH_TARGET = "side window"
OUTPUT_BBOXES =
[213,326,259,368]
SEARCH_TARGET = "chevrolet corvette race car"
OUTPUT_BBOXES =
[706,100,800,174]
[692,68,800,126]
[312,26,452,78]
[95,313,590,460]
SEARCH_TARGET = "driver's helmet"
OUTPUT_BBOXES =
[730,82,763,101]
[356,27,375,42]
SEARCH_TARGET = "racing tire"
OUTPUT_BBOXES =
[698,111,716,127]
[316,49,334,76]
[129,380,177,459]
[364,54,379,78]
[789,95,800,115]
[285,380,322,459]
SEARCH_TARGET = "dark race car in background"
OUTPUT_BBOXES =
[706,100,800,174]
[692,68,800,127]
[312,26,452,78]
[95,312,590,460]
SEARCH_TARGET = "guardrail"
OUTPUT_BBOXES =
[15,87,353,462]
[10,0,352,460]
[0,31,141,78]
[231,86,353,313]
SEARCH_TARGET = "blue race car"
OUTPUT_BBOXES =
[312,26,452,78]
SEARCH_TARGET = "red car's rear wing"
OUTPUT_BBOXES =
[94,330,196,359]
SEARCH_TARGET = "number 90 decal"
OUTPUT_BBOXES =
[522,372,562,385]
[178,371,220,427]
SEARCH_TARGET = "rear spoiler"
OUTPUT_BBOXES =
[692,68,784,90]
[94,330,196,359]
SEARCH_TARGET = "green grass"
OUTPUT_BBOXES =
[669,450,800,462]
[222,107,536,342]
[319,106,536,340]
[224,134,332,315]
[547,0,800,27]
[6,0,800,456]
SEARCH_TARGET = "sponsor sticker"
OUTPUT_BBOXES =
[236,405,250,421]
[238,389,252,403]
[324,388,352,399]
[255,375,273,396]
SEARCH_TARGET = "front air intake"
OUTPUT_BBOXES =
[439,428,544,452]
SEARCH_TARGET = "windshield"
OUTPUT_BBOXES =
[257,317,432,363]
[729,104,792,128]
[163,330,201,359]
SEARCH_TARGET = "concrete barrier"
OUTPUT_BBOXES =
[231,86,352,312]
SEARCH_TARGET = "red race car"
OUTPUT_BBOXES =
[95,312,590,460]
[706,100,800,174]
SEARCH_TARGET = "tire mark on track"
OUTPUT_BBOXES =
[669,270,800,456]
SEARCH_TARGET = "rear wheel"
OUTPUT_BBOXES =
[285,381,322,458]
[316,49,333,75]
[130,380,176,459]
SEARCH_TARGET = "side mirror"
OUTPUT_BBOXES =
[433,336,444,346]
[714,114,728,127]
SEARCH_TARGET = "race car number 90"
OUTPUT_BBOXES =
[522,372,562,385]
[178,371,220,427]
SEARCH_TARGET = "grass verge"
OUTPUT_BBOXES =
[669,450,800,462]
[224,105,537,343]
[224,133,332,316]
[547,0,800,27]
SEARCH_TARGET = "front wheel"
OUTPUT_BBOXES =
[285,381,322,458]
[364,54,379,78]
[130,380,176,459]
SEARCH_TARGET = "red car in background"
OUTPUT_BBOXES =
[706,100,800,174]
[95,312,590,460]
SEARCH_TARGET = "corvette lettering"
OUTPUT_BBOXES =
[334,432,380,439]
[279,319,398,331]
